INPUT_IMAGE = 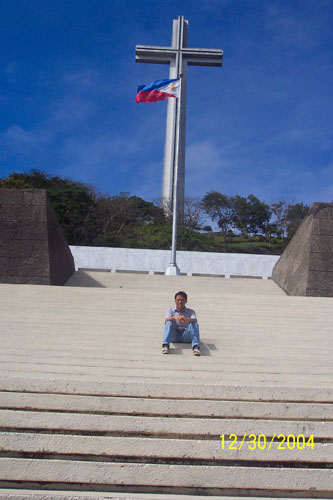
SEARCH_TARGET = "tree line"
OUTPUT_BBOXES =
[200,191,309,251]
[0,170,310,254]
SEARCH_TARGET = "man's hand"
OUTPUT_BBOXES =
[177,315,190,324]
[165,315,196,324]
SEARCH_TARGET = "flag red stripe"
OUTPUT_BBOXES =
[136,90,176,103]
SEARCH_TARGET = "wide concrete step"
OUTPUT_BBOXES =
[1,409,332,438]
[1,492,317,500]
[0,492,317,500]
[1,348,333,365]
[1,392,332,419]
[1,365,332,385]
[0,390,331,496]
[1,459,332,493]
[1,432,332,463]
[1,377,333,401]
[1,350,332,374]
[1,391,332,495]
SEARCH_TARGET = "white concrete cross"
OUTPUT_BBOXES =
[136,16,223,216]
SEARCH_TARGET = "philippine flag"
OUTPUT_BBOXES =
[136,78,180,103]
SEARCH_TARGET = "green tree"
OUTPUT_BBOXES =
[285,202,310,238]
[182,197,205,230]
[91,193,166,247]
[1,171,166,246]
[270,201,288,239]
[1,169,96,244]
[48,185,96,245]
[116,223,217,252]
[264,223,279,246]
[232,195,249,234]
[201,191,234,251]
[233,194,271,235]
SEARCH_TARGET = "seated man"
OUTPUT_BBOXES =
[162,291,200,356]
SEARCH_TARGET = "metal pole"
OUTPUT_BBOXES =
[165,78,181,275]
[165,18,183,276]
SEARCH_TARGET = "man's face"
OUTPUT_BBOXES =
[175,295,187,311]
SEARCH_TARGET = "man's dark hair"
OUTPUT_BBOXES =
[175,291,187,300]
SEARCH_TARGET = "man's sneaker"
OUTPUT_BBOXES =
[162,344,169,354]
[193,345,201,356]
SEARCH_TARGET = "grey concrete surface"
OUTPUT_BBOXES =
[0,491,321,500]
[1,377,332,401]
[0,272,332,498]
[0,189,74,285]
[1,392,332,419]
[0,272,332,390]
[1,409,332,438]
[272,202,333,296]
[70,245,279,278]
[0,459,332,491]
[1,432,332,463]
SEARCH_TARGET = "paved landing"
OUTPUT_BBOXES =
[1,271,332,391]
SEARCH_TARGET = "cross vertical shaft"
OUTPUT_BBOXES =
[136,16,223,217]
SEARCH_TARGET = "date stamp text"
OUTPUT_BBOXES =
[220,434,315,451]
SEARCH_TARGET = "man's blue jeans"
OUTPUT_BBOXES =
[163,321,200,348]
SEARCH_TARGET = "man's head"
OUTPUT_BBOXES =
[174,291,187,311]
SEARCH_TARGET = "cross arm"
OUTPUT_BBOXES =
[183,48,223,67]
[136,45,176,65]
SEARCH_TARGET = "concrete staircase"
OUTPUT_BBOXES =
[0,271,332,499]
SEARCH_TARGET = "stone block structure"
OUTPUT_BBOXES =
[0,188,74,285]
[272,202,333,296]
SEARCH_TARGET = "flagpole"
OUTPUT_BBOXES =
[165,75,182,276]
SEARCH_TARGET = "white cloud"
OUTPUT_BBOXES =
[48,95,96,132]
[1,92,96,161]
[1,125,49,155]
[186,138,232,173]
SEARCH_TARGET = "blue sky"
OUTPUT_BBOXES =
[0,0,332,206]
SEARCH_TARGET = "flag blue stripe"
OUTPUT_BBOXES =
[137,78,179,93]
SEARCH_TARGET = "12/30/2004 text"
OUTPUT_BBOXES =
[220,434,315,451]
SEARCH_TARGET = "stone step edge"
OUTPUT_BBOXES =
[1,410,333,439]
[0,378,332,402]
[0,489,316,500]
[1,432,332,463]
[2,362,333,378]
[0,458,333,491]
[1,392,332,420]
[1,372,332,389]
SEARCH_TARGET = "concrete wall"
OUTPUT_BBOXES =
[70,245,279,279]
[272,202,333,296]
[0,188,75,285]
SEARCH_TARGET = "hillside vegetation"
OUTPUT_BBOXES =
[1,169,310,255]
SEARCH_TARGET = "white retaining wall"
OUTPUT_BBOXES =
[70,246,280,279]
